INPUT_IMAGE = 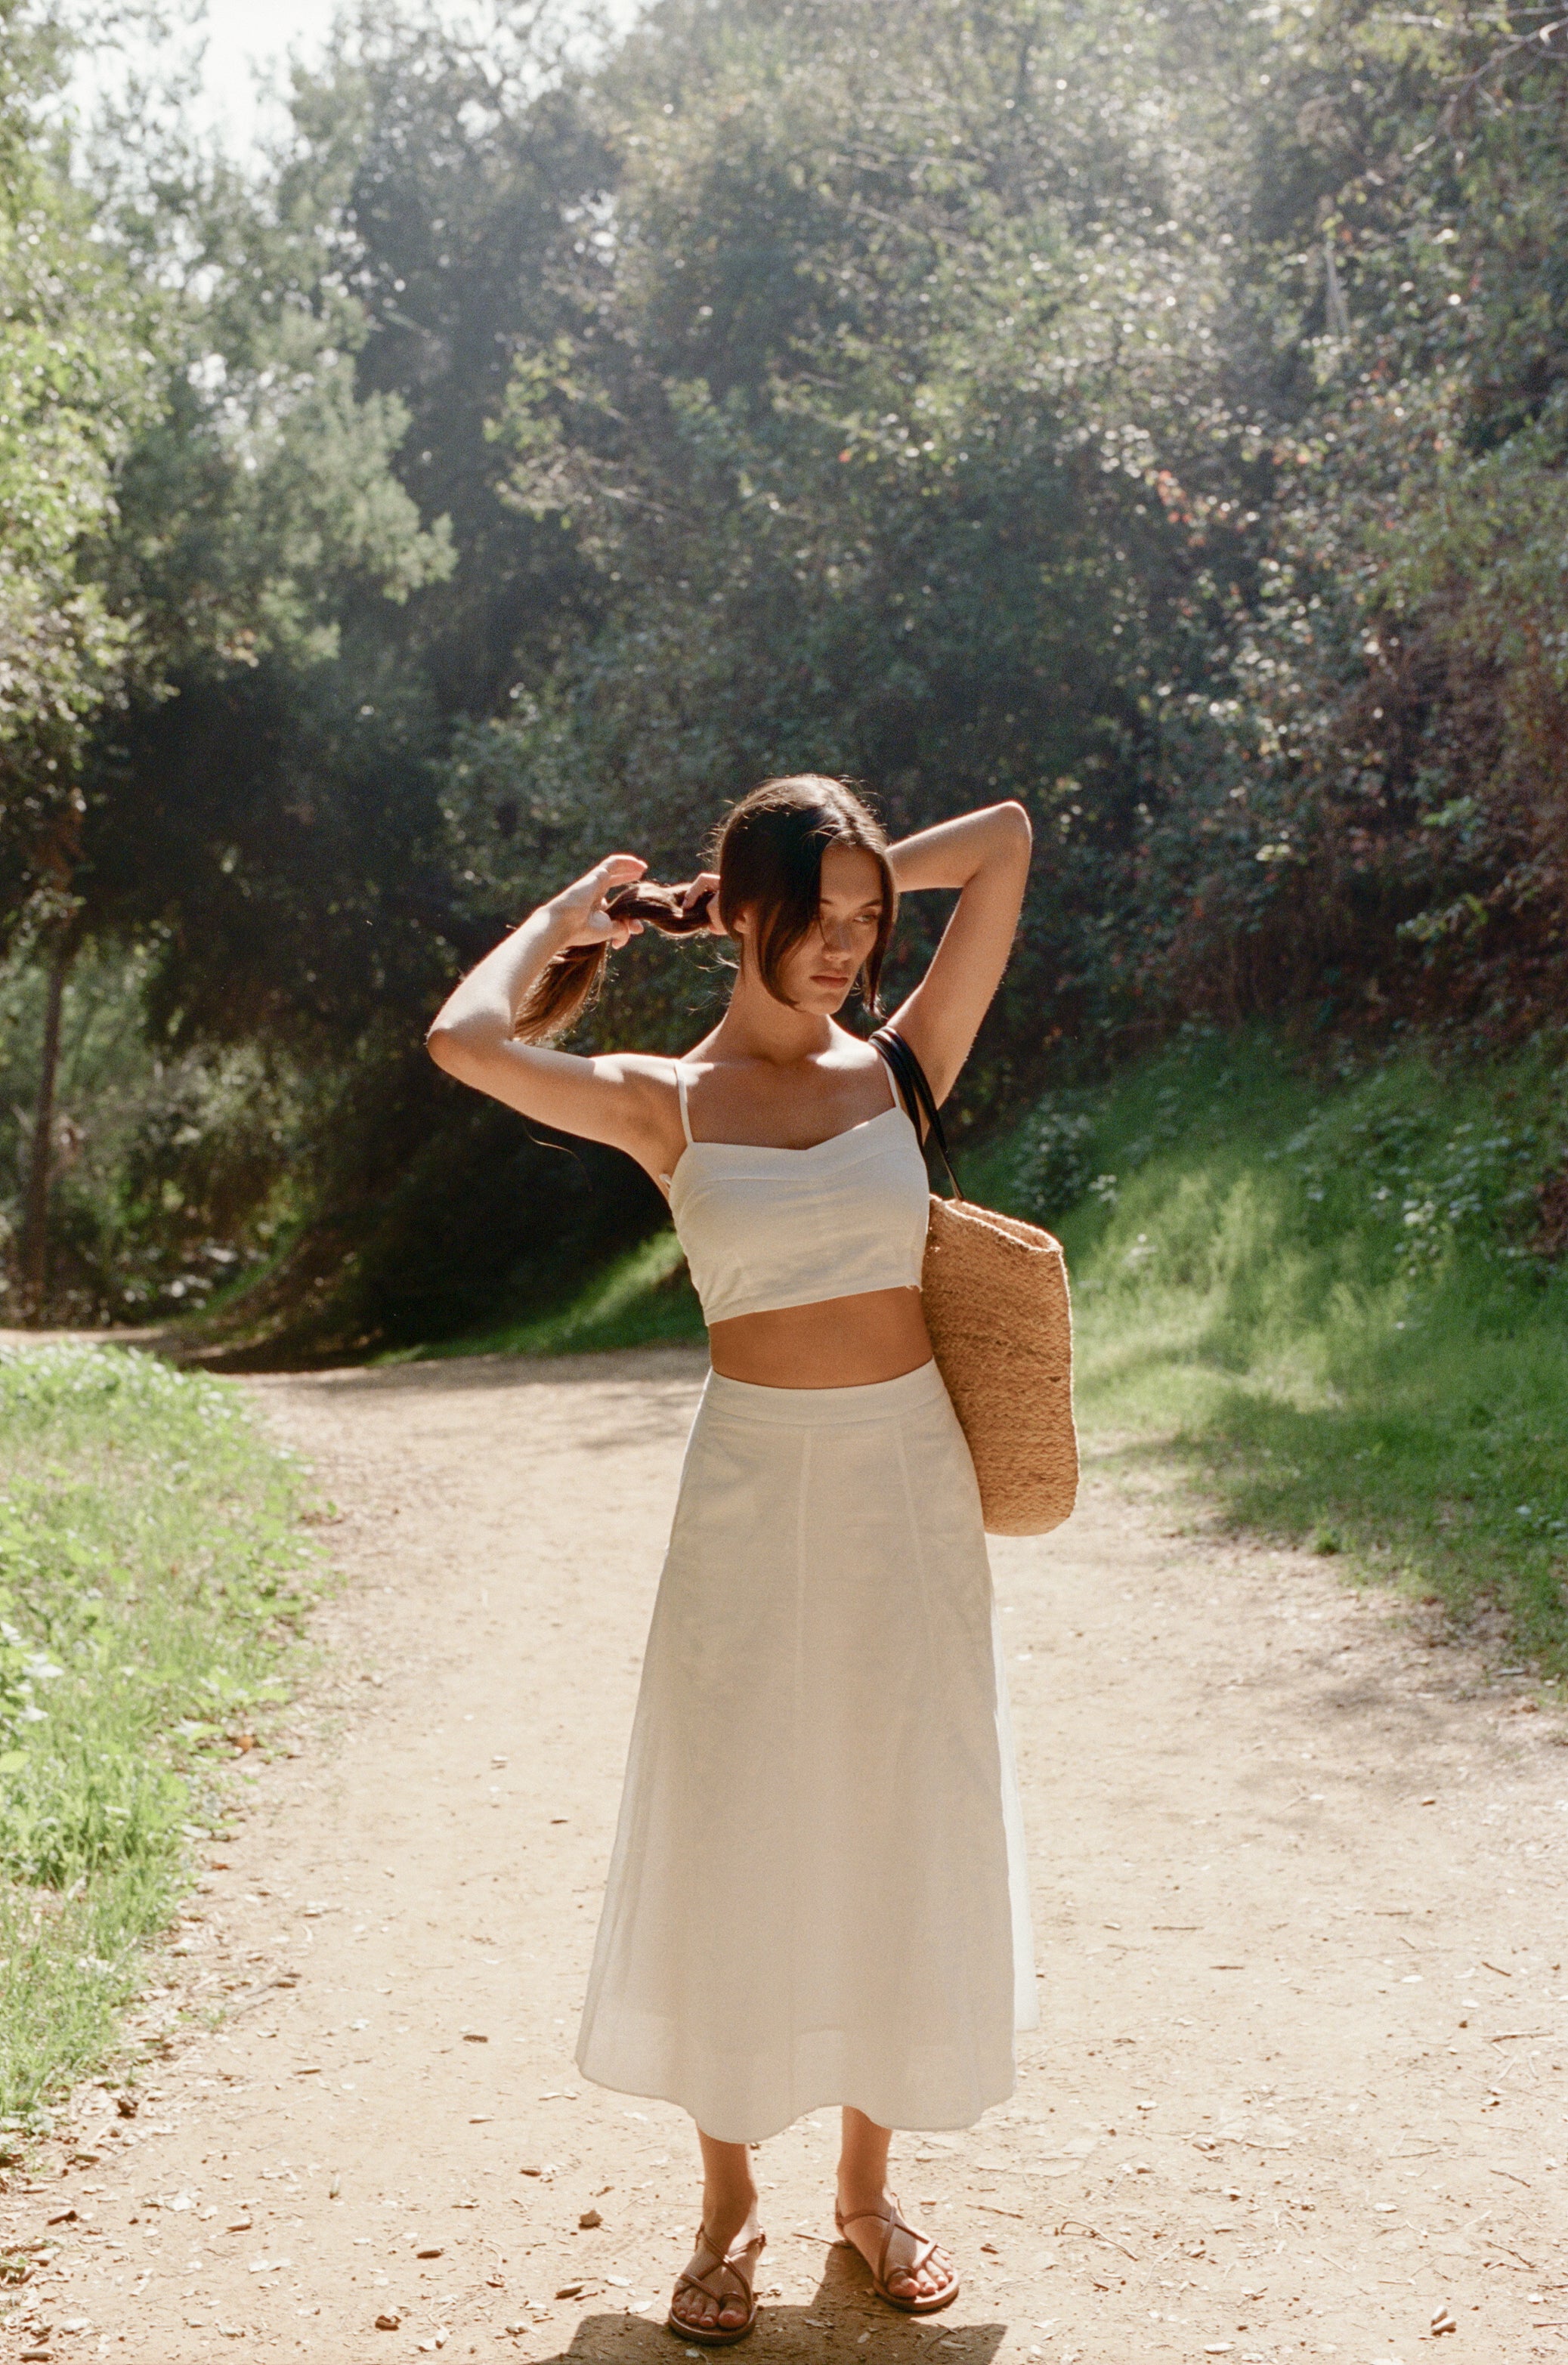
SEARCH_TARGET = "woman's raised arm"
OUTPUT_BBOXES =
[425,854,676,1164]
[883,802,1032,1105]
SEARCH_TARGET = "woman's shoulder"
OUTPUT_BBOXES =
[823,1025,889,1075]
[586,1050,687,1108]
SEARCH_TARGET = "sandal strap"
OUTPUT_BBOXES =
[838,2198,948,2295]
[874,2201,939,2292]
[678,2224,763,2305]
[883,2224,942,2288]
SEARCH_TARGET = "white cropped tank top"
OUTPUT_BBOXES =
[664,1060,930,1327]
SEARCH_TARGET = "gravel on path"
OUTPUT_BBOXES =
[2,1344,1563,2365]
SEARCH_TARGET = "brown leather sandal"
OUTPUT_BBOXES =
[666,2221,766,2346]
[834,2195,960,2315]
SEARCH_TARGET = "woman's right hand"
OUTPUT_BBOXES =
[429,848,682,1165]
[545,854,648,949]
[682,870,727,935]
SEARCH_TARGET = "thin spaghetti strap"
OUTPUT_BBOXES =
[675,1062,695,1146]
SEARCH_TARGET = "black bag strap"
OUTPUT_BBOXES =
[871,1024,961,1199]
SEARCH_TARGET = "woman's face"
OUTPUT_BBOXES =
[738,842,886,1014]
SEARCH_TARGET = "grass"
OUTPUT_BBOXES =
[0,1343,321,2128]
[970,1027,1568,1678]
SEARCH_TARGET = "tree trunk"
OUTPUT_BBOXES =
[18,929,76,1325]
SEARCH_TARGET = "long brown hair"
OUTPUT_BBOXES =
[512,775,897,1043]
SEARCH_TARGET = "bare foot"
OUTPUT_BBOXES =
[668,2215,765,2339]
[835,2190,957,2309]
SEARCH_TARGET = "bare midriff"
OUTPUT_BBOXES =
[706,1286,933,1389]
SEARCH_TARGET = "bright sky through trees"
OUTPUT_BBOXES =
[196,0,341,150]
[73,0,646,159]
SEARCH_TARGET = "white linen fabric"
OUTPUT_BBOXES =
[576,1357,1038,2145]
[664,1062,930,1326]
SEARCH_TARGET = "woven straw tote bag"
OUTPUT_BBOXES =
[873,1026,1078,1538]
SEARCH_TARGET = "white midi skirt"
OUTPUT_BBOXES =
[575,1357,1037,2146]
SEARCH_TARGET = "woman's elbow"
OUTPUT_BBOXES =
[426,1019,470,1077]
[994,800,1032,855]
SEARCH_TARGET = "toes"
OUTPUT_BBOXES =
[886,2240,951,2302]
[673,2276,752,2333]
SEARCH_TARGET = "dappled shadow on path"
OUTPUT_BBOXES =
[534,2243,1008,2365]
[538,2311,1006,2363]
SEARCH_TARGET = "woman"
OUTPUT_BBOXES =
[427,777,1036,2344]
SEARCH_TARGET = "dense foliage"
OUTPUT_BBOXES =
[2,0,1565,1343]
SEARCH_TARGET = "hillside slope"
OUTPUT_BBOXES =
[979,1032,1568,1674]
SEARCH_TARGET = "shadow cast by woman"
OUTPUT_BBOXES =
[527,2240,1008,2363]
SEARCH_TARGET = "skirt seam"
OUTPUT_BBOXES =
[791,1426,810,2129]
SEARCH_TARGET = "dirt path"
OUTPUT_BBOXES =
[3,1346,1565,2365]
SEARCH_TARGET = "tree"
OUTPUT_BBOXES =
[0,12,455,1315]
[447,0,1274,1082]
[0,1,159,1309]
[1127,0,1568,1038]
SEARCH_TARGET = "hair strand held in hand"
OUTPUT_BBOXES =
[510,777,896,1045]
[512,882,716,1043]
